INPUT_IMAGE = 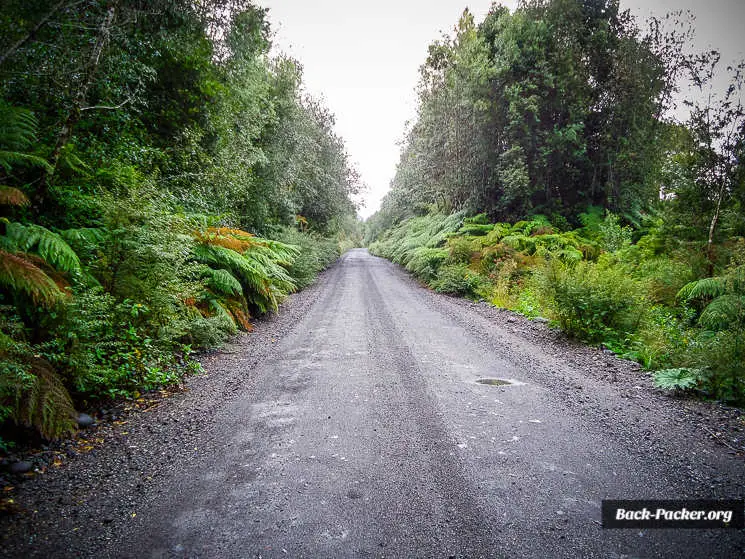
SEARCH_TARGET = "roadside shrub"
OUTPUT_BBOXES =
[514,284,542,318]
[447,236,476,264]
[271,226,340,289]
[432,264,483,297]
[635,257,694,306]
[480,243,517,274]
[488,258,518,308]
[599,212,632,252]
[653,368,702,391]
[635,306,692,369]
[685,330,744,403]
[539,259,645,343]
[406,247,448,281]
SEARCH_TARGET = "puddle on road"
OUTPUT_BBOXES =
[476,378,513,386]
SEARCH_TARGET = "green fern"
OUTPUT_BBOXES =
[678,265,745,331]
[60,227,105,245]
[5,222,82,273]
[0,150,51,173]
[0,102,52,173]
[208,268,243,296]
[192,233,299,314]
[0,102,38,151]
[0,331,77,440]
[698,294,745,331]
[208,298,237,325]
[677,277,728,301]
[11,358,77,440]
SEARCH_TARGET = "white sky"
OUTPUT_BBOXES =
[260,1,745,218]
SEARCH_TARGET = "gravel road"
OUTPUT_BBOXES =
[2,248,744,558]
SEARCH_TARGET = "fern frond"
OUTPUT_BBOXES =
[254,238,301,264]
[5,222,81,273]
[60,227,105,248]
[208,268,242,296]
[194,227,260,253]
[0,249,65,306]
[0,186,30,206]
[0,103,38,151]
[57,143,91,176]
[12,357,77,440]
[193,243,266,292]
[225,298,252,330]
[208,298,237,327]
[0,150,52,173]
[698,294,745,331]
[192,240,297,313]
[677,277,727,301]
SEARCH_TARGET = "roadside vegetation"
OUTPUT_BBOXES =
[367,1,745,406]
[0,1,361,446]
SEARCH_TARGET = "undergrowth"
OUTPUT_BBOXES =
[369,211,745,406]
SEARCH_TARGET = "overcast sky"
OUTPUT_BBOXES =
[259,1,745,218]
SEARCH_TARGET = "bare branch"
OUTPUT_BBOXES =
[80,97,132,111]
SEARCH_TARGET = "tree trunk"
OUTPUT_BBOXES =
[0,0,69,68]
[706,181,726,277]
[36,0,118,210]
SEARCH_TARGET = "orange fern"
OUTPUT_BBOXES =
[0,186,30,206]
[227,300,253,331]
[0,249,66,306]
[295,214,308,232]
[193,227,262,254]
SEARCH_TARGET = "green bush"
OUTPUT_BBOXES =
[271,226,340,289]
[447,236,476,264]
[635,257,694,306]
[635,306,692,369]
[599,213,632,252]
[432,264,483,297]
[406,247,448,281]
[539,259,646,343]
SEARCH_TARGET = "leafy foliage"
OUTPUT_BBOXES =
[0,249,65,306]
[4,222,81,273]
[0,2,360,444]
[538,259,645,343]
[653,368,701,391]
[365,1,745,407]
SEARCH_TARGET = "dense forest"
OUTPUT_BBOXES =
[368,1,745,404]
[0,0,360,445]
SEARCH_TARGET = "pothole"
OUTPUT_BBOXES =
[476,378,513,386]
